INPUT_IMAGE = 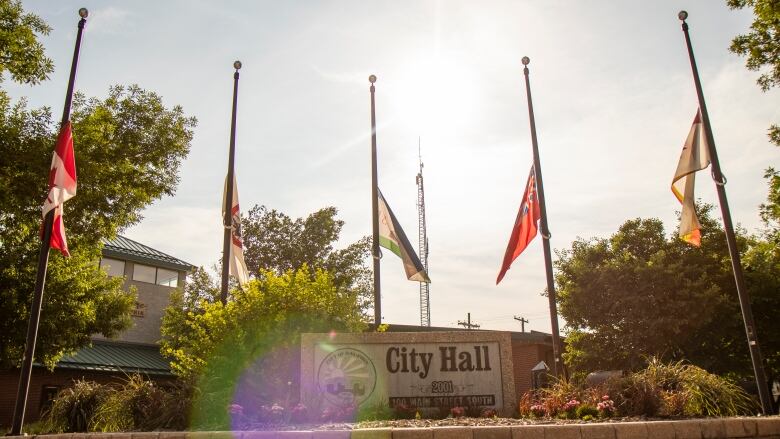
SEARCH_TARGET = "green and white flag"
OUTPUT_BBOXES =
[378,189,431,283]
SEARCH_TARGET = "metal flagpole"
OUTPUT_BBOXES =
[679,11,772,414]
[369,74,381,326]
[10,8,89,436]
[521,56,565,377]
[221,61,242,305]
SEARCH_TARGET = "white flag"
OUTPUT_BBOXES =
[223,175,249,285]
[671,110,711,246]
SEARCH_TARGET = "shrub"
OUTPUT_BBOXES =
[575,404,599,420]
[607,359,757,417]
[41,375,193,433]
[518,358,757,419]
[41,380,109,432]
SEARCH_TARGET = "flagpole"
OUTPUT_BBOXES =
[369,74,381,326]
[521,57,565,377]
[679,11,772,414]
[221,61,242,306]
[10,8,88,436]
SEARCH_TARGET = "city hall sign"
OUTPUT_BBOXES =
[300,331,516,416]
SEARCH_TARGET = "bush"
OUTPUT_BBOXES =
[42,380,109,432]
[518,358,758,419]
[575,404,599,420]
[608,359,757,417]
[41,375,192,433]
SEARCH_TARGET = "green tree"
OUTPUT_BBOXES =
[242,205,373,315]
[555,207,780,379]
[729,1,780,228]
[0,2,197,368]
[0,0,53,84]
[160,267,366,429]
[0,86,196,368]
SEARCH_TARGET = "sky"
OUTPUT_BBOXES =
[7,1,779,334]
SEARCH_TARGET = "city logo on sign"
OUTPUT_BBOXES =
[317,348,377,407]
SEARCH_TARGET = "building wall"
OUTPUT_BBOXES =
[0,368,175,427]
[93,261,186,346]
[511,340,553,398]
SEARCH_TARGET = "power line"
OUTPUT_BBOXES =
[457,312,480,330]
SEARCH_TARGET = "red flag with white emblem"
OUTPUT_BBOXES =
[497,165,541,284]
[42,122,77,257]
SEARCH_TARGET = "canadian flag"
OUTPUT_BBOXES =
[42,122,77,257]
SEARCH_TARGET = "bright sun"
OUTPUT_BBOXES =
[393,54,480,138]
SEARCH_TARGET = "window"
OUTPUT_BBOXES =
[39,385,60,415]
[131,263,179,287]
[156,268,178,287]
[132,263,157,283]
[100,257,125,277]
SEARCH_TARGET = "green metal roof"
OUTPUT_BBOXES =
[56,341,173,376]
[102,235,194,272]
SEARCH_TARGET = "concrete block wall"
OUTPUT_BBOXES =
[9,417,780,439]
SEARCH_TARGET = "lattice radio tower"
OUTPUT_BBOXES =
[416,138,431,326]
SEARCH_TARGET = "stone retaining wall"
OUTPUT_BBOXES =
[10,417,780,439]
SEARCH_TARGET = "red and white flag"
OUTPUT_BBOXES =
[497,165,541,284]
[42,122,77,257]
[223,174,249,285]
[672,110,711,246]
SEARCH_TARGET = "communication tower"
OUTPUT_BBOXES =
[416,139,431,326]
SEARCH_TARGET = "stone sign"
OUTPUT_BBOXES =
[300,331,516,416]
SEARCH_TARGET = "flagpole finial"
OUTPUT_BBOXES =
[521,56,530,66]
[369,74,377,84]
[78,7,88,18]
[233,60,242,70]
[678,10,688,21]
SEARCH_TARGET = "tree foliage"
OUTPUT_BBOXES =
[0,0,53,84]
[0,2,197,368]
[555,206,780,379]
[242,205,373,315]
[729,0,780,92]
[160,267,367,429]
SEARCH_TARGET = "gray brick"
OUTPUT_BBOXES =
[511,425,544,439]
[699,419,726,439]
[543,424,582,439]
[392,428,432,439]
[310,431,351,439]
[644,421,676,439]
[724,419,756,438]
[613,422,648,439]
[473,426,511,439]
[432,427,472,439]
[351,429,392,439]
[673,420,702,439]
[756,417,780,437]
[580,424,615,439]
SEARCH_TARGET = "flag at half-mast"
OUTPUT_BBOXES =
[42,122,77,257]
[496,165,541,284]
[672,110,711,247]
[378,189,430,283]
[223,175,249,285]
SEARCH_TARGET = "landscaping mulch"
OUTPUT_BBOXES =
[237,416,669,431]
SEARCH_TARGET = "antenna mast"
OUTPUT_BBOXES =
[416,138,431,326]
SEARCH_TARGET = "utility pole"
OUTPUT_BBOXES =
[514,316,528,332]
[457,312,480,330]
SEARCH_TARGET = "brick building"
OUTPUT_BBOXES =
[0,236,193,427]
